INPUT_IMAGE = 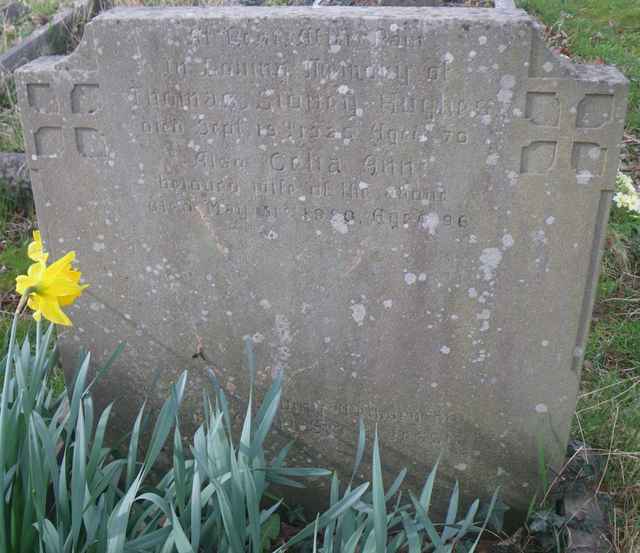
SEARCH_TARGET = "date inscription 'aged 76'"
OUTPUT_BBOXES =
[17,5,628,513]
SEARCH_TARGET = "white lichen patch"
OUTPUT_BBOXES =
[497,74,516,105]
[545,216,555,225]
[454,463,468,471]
[477,309,491,320]
[486,153,500,166]
[577,170,593,186]
[350,303,366,326]
[502,234,514,249]
[421,212,440,235]
[274,314,292,369]
[383,299,393,309]
[330,213,349,234]
[259,299,271,310]
[440,345,450,355]
[535,403,549,414]
[443,52,455,64]
[479,248,503,281]
[404,272,417,285]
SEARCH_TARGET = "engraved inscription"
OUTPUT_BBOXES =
[110,26,594,237]
[279,399,429,442]
[184,24,456,51]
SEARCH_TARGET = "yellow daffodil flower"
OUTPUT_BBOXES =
[16,251,88,326]
[27,230,49,263]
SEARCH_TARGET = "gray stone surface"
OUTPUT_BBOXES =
[16,5,628,513]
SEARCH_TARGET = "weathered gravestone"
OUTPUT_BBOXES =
[17,2,627,512]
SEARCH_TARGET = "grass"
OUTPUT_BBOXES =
[571,205,640,552]
[0,183,33,345]
[0,0,72,54]
[0,81,23,153]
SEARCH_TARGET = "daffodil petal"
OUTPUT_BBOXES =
[27,261,45,279]
[47,251,76,277]
[37,296,72,326]
[16,262,45,295]
[16,275,30,295]
[27,230,49,263]
[59,284,88,306]
[27,295,40,312]
[40,276,85,297]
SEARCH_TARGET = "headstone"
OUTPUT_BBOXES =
[17,4,628,513]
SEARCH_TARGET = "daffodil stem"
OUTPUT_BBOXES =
[35,316,41,359]
[0,294,29,550]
